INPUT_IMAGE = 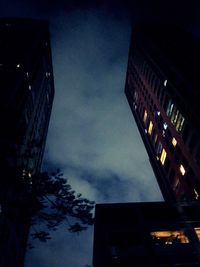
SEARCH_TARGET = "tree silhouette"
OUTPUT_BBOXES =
[27,169,95,243]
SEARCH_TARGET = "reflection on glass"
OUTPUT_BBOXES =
[150,231,189,245]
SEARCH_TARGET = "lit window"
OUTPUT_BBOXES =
[150,230,189,245]
[194,228,200,240]
[162,130,166,137]
[172,137,177,147]
[28,85,31,90]
[171,108,179,125]
[148,121,153,135]
[194,189,199,200]
[180,164,186,176]
[160,148,167,165]
[166,99,174,117]
[163,122,168,130]
[16,64,20,68]
[164,79,167,87]
[157,111,160,116]
[175,114,185,132]
[143,110,148,123]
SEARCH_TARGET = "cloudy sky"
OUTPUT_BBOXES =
[1,1,200,266]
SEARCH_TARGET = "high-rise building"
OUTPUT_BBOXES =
[125,25,200,202]
[93,202,200,267]
[0,18,54,267]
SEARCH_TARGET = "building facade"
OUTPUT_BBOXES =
[93,202,200,267]
[0,19,54,267]
[125,25,200,202]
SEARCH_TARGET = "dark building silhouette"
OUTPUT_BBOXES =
[0,19,54,267]
[125,25,200,202]
[93,202,200,267]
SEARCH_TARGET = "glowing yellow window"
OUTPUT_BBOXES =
[160,148,167,165]
[194,228,200,240]
[148,121,153,135]
[180,164,186,176]
[143,110,148,123]
[150,231,189,245]
[172,137,177,147]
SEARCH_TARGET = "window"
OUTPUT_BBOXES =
[153,133,158,146]
[160,148,167,165]
[194,228,200,240]
[172,137,177,147]
[180,164,186,176]
[134,90,138,102]
[171,108,179,125]
[143,110,148,123]
[150,230,189,245]
[163,122,168,130]
[164,79,167,87]
[173,177,181,192]
[148,121,153,135]
[156,141,163,155]
[194,189,199,200]
[175,113,185,132]
[166,99,174,117]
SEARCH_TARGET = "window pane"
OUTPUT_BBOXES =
[150,230,189,245]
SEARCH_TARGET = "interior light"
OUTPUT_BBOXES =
[172,137,177,147]
[148,121,153,135]
[180,164,186,176]
[17,64,20,68]
[143,110,148,123]
[157,111,160,116]
[163,122,168,130]
[194,228,200,240]
[164,79,167,86]
[160,148,167,165]
[28,85,32,90]
[194,189,199,200]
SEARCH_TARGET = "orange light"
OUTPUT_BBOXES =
[148,121,153,135]
[160,148,167,165]
[143,110,147,123]
[172,137,177,147]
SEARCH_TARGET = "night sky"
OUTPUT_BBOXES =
[0,1,200,266]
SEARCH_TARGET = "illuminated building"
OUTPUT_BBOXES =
[125,25,200,202]
[0,19,54,267]
[93,202,200,267]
